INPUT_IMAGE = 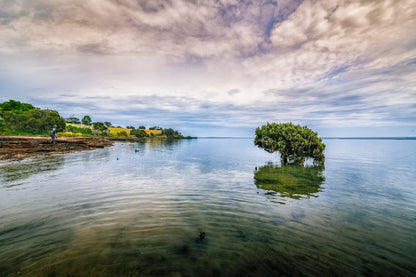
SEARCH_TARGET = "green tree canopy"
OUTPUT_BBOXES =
[93,122,107,131]
[0,100,36,114]
[2,109,65,134]
[81,115,92,125]
[254,122,325,165]
[65,116,81,124]
[130,129,148,138]
[117,131,128,137]
[162,128,176,138]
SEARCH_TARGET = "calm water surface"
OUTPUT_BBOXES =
[0,138,415,276]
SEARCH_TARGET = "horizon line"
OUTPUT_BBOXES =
[197,136,416,140]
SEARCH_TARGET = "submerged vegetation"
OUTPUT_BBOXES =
[254,122,325,165]
[0,100,194,139]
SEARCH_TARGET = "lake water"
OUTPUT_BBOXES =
[1,138,415,276]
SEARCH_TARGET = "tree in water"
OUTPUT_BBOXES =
[254,122,325,165]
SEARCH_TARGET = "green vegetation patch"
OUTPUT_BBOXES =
[0,100,65,135]
[1,100,195,139]
[255,122,325,165]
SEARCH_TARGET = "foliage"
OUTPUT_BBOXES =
[0,100,36,114]
[254,122,325,165]
[146,129,162,136]
[162,128,178,138]
[130,129,148,138]
[0,100,192,139]
[81,115,92,125]
[1,107,66,134]
[65,124,93,136]
[65,116,81,124]
[109,127,130,137]
[58,131,84,137]
[93,122,107,131]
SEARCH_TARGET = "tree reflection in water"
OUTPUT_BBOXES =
[254,163,325,201]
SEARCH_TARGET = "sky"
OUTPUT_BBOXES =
[0,0,415,137]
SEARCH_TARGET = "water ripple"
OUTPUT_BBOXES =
[1,139,416,276]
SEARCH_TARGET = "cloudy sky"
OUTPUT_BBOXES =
[0,0,415,137]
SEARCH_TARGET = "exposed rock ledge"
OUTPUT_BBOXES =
[0,136,114,161]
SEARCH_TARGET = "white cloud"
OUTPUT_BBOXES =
[0,0,415,135]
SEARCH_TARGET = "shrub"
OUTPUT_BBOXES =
[118,131,128,137]
[254,122,325,165]
[93,122,107,131]
[1,108,66,134]
[130,129,148,138]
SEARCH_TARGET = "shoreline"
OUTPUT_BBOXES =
[0,136,114,161]
[0,135,195,161]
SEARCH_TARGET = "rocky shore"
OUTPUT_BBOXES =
[0,136,114,161]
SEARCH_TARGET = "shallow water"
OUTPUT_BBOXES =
[1,138,415,276]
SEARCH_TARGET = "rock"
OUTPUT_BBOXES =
[0,136,114,161]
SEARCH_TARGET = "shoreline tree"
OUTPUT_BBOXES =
[0,100,65,134]
[254,122,325,165]
[130,129,148,138]
[81,115,92,126]
[65,116,81,124]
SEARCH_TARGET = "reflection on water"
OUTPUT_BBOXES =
[0,155,65,187]
[254,163,325,201]
[134,138,182,151]
[1,139,416,276]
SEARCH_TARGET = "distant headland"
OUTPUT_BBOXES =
[0,100,196,161]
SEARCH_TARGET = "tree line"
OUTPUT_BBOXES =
[0,100,191,139]
[65,114,186,138]
[0,100,65,135]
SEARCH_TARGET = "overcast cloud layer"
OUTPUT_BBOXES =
[0,0,415,136]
